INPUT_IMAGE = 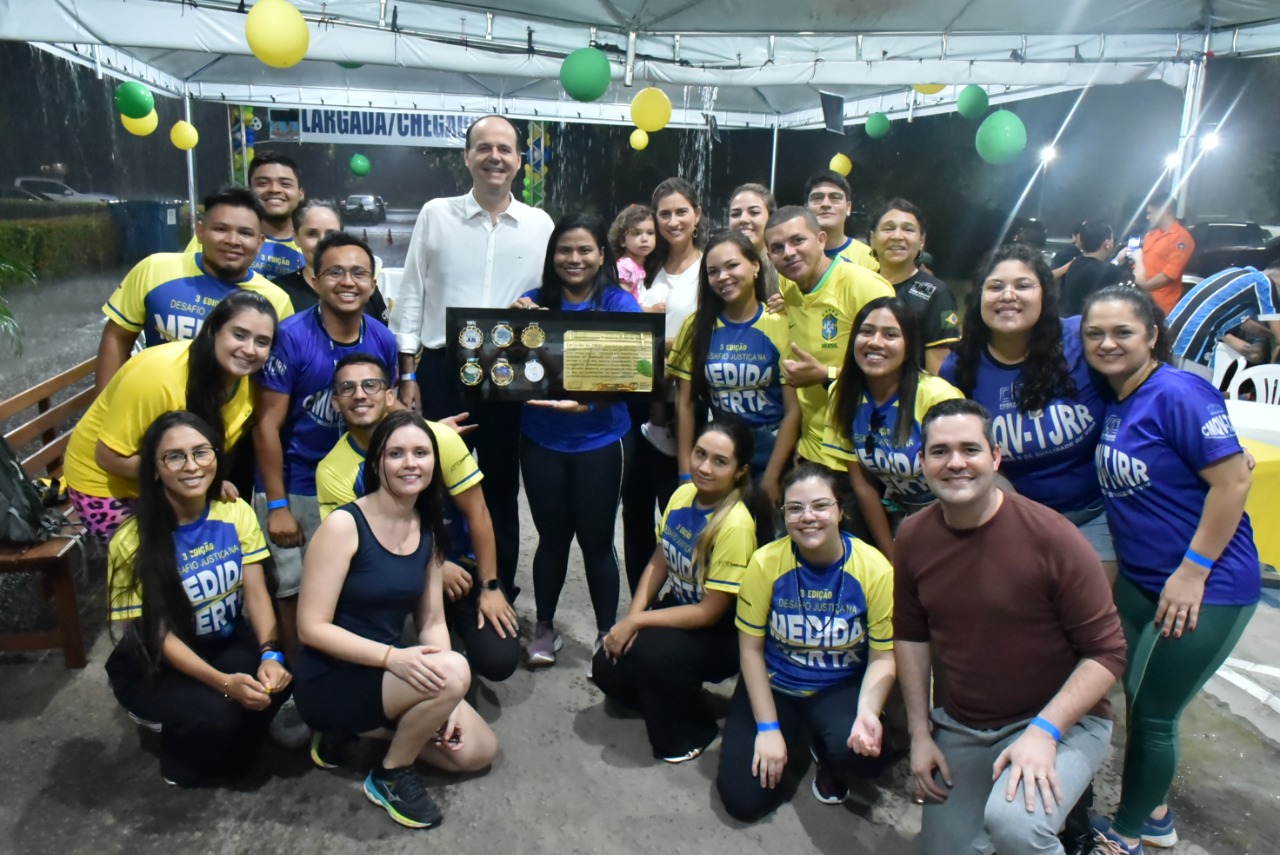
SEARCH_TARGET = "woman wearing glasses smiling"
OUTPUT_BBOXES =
[105,411,290,787]
[717,464,896,821]
[823,296,961,562]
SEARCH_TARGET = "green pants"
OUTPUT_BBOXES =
[1112,572,1256,837]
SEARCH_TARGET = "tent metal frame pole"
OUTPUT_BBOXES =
[226,104,236,184]
[184,90,197,235]
[1173,34,1210,218]
[769,118,779,191]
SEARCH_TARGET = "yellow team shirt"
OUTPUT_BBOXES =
[735,533,894,696]
[779,258,894,468]
[655,483,757,605]
[104,251,292,347]
[108,498,269,638]
[184,232,307,281]
[317,421,482,519]
[63,341,256,498]
[828,236,880,273]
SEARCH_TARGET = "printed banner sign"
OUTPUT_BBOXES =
[282,108,475,148]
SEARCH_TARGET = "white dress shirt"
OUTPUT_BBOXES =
[390,191,555,352]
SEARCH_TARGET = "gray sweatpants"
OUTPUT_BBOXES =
[919,708,1112,855]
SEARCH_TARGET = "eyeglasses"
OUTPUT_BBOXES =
[807,191,846,204]
[334,378,389,398]
[983,279,1039,295]
[781,498,839,520]
[318,266,374,284]
[158,447,216,471]
[865,410,885,457]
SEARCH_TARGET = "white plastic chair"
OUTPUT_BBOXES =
[1228,364,1280,405]
[1211,342,1248,393]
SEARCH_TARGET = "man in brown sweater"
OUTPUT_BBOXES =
[895,398,1126,855]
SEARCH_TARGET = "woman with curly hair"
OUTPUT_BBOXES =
[940,243,1114,573]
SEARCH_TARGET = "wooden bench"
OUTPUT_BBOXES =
[0,357,97,668]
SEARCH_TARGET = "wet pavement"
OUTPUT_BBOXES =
[1,262,1278,854]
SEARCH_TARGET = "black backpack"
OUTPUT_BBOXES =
[0,435,59,544]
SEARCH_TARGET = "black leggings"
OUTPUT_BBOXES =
[715,677,893,822]
[106,623,289,787]
[620,418,678,592]
[591,600,739,758]
[520,436,626,633]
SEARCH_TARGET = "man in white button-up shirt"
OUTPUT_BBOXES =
[391,114,554,618]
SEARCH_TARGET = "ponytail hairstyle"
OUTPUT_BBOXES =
[646,176,704,284]
[833,296,924,447]
[114,411,221,672]
[361,409,450,565]
[690,231,767,408]
[534,212,616,311]
[186,290,278,456]
[952,242,1074,411]
[689,419,758,586]
[1080,284,1172,364]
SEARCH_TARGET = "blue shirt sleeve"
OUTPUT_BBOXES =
[1161,371,1244,472]
[259,324,296,394]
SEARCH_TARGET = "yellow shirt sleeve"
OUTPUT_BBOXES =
[666,313,698,382]
[913,373,964,422]
[244,276,295,321]
[704,503,757,595]
[853,541,894,650]
[316,434,361,520]
[106,518,143,621]
[428,421,483,495]
[102,258,156,331]
[97,349,187,458]
[734,542,778,637]
[230,499,270,565]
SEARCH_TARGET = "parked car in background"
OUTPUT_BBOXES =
[13,177,118,203]
[1183,220,1274,283]
[0,186,45,202]
[343,194,386,224]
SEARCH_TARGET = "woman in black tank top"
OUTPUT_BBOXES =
[293,410,497,829]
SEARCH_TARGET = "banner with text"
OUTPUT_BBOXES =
[292,109,475,148]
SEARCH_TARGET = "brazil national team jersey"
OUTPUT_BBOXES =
[658,483,756,605]
[823,373,962,505]
[668,306,789,428]
[108,499,270,638]
[736,533,893,696]
[259,307,399,495]
[826,236,880,273]
[939,316,1105,513]
[104,252,293,346]
[779,258,894,468]
[1097,365,1259,606]
[185,232,306,280]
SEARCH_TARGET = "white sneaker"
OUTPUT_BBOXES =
[586,632,607,679]
[641,421,677,456]
[269,697,311,749]
[128,711,162,733]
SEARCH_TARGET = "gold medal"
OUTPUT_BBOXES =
[458,320,484,350]
[521,322,545,349]
[524,353,545,382]
[491,322,515,348]
[491,357,515,386]
[460,357,484,386]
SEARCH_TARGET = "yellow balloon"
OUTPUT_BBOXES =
[912,83,946,95]
[121,109,158,136]
[170,120,199,150]
[630,87,672,133]
[630,128,649,151]
[246,0,310,69]
[829,153,852,176]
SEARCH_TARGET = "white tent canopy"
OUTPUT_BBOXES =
[4,0,1280,130]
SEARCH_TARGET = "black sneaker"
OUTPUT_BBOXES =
[810,746,849,804]
[310,732,355,770]
[363,766,444,829]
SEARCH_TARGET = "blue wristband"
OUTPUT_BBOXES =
[1030,716,1061,742]
[756,721,781,733]
[266,498,288,511]
[678,473,692,483]
[1184,549,1214,570]
[260,650,285,663]
[402,372,417,382]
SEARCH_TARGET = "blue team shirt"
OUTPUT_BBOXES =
[520,286,639,453]
[252,235,307,279]
[940,316,1105,512]
[669,305,786,428]
[1096,365,1260,606]
[259,306,399,494]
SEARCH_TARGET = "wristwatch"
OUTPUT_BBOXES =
[482,579,502,592]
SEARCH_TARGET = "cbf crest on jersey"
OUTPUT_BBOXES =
[821,310,838,341]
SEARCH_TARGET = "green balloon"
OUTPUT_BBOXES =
[865,112,890,139]
[337,61,364,69]
[349,153,371,176]
[559,47,612,102]
[975,110,1027,165]
[957,84,989,120]
[114,81,155,120]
